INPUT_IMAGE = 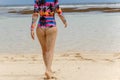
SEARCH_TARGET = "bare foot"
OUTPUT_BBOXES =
[45,71,52,79]
[50,70,56,74]
[45,71,56,79]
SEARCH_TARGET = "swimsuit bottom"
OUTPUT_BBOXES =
[37,16,56,28]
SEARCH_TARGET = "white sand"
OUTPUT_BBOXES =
[0,53,120,80]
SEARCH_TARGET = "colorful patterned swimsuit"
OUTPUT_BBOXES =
[34,0,63,28]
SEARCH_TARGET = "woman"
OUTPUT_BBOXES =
[30,0,67,79]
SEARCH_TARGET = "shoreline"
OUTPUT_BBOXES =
[8,7,120,14]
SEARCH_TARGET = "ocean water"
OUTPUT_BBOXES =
[1,4,120,54]
[1,0,120,5]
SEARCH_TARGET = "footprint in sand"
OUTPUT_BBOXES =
[103,59,114,62]
[61,54,69,57]
[74,53,95,62]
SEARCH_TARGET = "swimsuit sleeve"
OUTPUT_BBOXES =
[31,0,39,31]
[34,0,39,13]
[55,0,63,16]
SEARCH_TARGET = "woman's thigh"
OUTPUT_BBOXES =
[46,27,57,52]
[36,27,46,52]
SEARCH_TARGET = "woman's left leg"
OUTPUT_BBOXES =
[45,27,57,78]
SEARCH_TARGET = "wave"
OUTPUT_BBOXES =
[61,3,120,9]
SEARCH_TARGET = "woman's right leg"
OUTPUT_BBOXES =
[36,27,48,69]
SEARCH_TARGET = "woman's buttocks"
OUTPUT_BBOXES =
[38,16,56,27]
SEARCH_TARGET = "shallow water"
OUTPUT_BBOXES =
[1,12,120,54]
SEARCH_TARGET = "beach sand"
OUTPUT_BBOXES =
[0,53,120,80]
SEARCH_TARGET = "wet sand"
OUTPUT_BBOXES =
[0,53,120,80]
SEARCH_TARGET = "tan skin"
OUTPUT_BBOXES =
[31,13,67,79]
